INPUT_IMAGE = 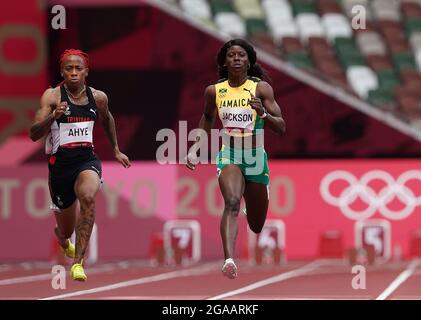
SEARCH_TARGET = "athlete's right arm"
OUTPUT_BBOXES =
[186,85,217,170]
[29,89,65,142]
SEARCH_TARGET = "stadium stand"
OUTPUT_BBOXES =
[173,0,421,125]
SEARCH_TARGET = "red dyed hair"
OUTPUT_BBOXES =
[55,49,89,87]
[60,49,89,68]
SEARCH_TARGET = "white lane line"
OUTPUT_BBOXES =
[40,263,217,300]
[376,259,420,300]
[0,273,53,285]
[0,262,141,286]
[207,260,329,300]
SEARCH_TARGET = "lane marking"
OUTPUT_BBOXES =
[207,260,329,300]
[0,273,52,286]
[0,261,142,286]
[376,259,420,300]
[40,262,217,300]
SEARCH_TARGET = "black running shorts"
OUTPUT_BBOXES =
[48,157,102,210]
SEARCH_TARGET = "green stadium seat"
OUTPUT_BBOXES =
[339,54,365,68]
[392,52,417,72]
[334,37,365,68]
[367,88,395,106]
[287,52,314,69]
[334,37,360,56]
[210,0,234,14]
[291,0,317,16]
[404,18,421,36]
[377,69,401,91]
[246,18,267,35]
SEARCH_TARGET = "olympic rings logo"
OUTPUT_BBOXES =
[319,170,421,221]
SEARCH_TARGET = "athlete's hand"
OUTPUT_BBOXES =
[53,101,68,119]
[186,152,198,171]
[249,92,265,116]
[115,151,131,168]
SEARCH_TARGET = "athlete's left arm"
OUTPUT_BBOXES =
[95,90,131,168]
[254,81,286,135]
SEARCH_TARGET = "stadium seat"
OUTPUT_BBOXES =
[209,0,235,14]
[308,36,332,57]
[246,18,267,36]
[377,69,401,91]
[316,58,344,77]
[180,0,212,20]
[317,0,342,16]
[291,0,317,16]
[347,66,379,98]
[372,0,401,21]
[404,18,421,36]
[214,12,246,37]
[296,13,325,42]
[401,68,421,83]
[322,13,353,41]
[402,1,421,19]
[366,54,394,72]
[270,19,299,44]
[367,87,395,107]
[233,0,264,19]
[287,51,314,69]
[409,33,421,52]
[335,37,365,68]
[356,31,387,56]
[249,33,278,54]
[392,52,417,72]
[280,36,305,54]
[262,0,294,21]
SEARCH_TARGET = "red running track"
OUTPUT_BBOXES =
[1,259,421,300]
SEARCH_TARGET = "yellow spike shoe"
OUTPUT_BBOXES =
[70,261,87,282]
[63,239,75,259]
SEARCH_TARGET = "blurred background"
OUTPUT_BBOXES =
[2,0,421,266]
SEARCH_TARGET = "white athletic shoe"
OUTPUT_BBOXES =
[222,258,238,279]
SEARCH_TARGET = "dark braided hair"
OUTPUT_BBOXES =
[216,38,269,81]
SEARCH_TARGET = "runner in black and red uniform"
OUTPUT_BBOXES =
[30,49,131,281]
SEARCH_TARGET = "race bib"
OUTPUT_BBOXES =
[219,107,256,131]
[59,121,94,146]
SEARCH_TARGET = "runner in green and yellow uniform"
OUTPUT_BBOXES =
[187,39,286,279]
